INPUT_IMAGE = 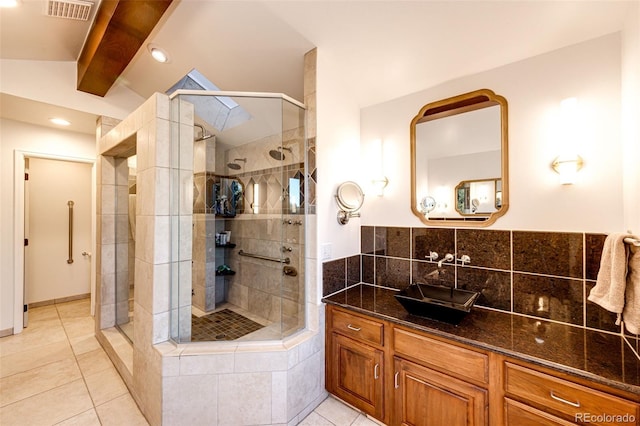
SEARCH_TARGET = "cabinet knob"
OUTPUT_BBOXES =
[394,371,400,389]
[347,324,361,332]
[374,364,379,379]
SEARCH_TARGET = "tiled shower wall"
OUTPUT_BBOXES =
[322,226,636,337]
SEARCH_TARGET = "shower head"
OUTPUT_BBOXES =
[227,158,246,170]
[194,124,213,141]
[269,146,293,161]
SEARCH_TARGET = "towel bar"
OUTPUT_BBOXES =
[623,237,640,247]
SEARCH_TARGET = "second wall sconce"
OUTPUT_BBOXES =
[551,155,583,185]
[370,139,389,196]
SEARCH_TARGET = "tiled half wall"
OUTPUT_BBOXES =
[322,227,638,338]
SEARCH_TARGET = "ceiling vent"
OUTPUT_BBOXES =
[45,0,93,21]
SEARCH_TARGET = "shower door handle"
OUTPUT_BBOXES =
[67,201,74,264]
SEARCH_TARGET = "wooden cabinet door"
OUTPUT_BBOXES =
[393,357,488,426]
[329,333,384,420]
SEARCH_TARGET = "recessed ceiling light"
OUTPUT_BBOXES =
[148,44,169,63]
[50,117,71,126]
[0,0,20,7]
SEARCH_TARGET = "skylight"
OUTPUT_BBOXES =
[166,69,251,133]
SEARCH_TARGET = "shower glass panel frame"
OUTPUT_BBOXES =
[168,90,306,343]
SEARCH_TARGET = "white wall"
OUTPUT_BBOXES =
[315,50,363,262]
[622,2,640,234]
[0,59,144,120]
[0,119,95,331]
[360,33,625,233]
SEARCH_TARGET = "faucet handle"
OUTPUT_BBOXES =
[425,251,438,261]
[456,254,471,266]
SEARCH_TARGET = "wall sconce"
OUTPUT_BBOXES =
[551,155,583,185]
[551,98,583,185]
[371,177,389,196]
[370,139,389,196]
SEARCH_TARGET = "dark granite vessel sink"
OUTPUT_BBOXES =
[394,283,481,325]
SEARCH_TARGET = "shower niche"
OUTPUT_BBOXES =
[193,173,243,313]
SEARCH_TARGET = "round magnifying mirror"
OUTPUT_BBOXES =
[335,181,364,224]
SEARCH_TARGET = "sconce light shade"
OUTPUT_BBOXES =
[371,176,389,196]
[551,155,583,185]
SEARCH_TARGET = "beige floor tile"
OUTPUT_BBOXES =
[28,305,61,323]
[55,408,101,425]
[1,357,82,407]
[95,394,149,426]
[76,348,114,377]
[69,335,101,356]
[314,396,360,426]
[352,413,384,426]
[0,339,74,378]
[0,379,93,426]
[61,317,95,340]
[56,300,91,320]
[299,411,335,425]
[84,366,128,406]
[0,320,67,357]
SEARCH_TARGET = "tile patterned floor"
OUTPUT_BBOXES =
[0,299,381,425]
[191,309,264,341]
[0,299,148,426]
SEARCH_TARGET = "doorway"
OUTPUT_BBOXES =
[25,158,93,313]
[13,152,95,333]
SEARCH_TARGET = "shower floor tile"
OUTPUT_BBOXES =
[191,309,264,341]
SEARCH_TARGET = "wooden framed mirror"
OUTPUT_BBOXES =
[411,89,508,226]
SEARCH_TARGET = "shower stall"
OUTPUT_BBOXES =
[169,91,307,343]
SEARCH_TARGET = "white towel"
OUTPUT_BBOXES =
[588,233,640,334]
[622,245,640,334]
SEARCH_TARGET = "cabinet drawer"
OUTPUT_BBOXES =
[332,309,384,346]
[393,327,488,384]
[505,398,576,426]
[504,362,639,425]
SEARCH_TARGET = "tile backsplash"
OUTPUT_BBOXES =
[322,226,628,336]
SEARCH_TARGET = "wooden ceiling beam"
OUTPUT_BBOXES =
[77,0,173,97]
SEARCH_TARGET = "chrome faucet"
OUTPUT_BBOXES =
[437,253,454,268]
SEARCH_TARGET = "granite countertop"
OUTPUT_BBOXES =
[322,283,640,396]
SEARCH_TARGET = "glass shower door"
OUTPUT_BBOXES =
[170,91,306,343]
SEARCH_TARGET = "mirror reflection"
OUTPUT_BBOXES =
[411,89,508,226]
[455,178,501,215]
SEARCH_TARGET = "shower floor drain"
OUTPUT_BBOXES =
[191,309,264,341]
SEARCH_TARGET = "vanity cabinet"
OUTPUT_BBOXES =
[393,357,488,426]
[325,304,640,426]
[326,306,386,421]
[392,326,489,426]
[503,361,640,426]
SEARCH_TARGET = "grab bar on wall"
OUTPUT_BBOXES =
[67,200,74,264]
[238,250,291,264]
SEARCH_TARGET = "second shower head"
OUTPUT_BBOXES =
[227,158,246,170]
[269,146,292,161]
[194,124,213,141]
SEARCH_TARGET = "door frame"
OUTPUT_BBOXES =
[13,150,96,333]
